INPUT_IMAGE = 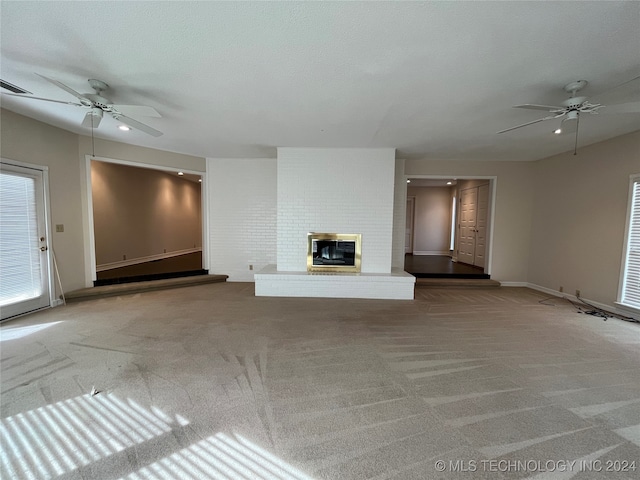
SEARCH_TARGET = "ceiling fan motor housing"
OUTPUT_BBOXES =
[562,96,587,108]
[85,93,112,110]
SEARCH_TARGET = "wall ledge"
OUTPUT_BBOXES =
[255,265,415,299]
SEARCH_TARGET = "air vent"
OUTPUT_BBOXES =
[0,79,31,94]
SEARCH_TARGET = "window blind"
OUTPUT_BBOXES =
[0,172,42,307]
[621,179,640,309]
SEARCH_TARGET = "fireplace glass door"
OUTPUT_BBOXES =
[307,233,361,272]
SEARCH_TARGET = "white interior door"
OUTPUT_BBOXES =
[474,184,489,268]
[458,187,477,264]
[0,162,51,320]
[405,197,415,253]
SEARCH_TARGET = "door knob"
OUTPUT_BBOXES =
[40,246,48,251]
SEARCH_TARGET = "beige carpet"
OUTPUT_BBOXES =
[1,284,639,479]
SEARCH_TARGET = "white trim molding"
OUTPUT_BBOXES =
[498,282,527,287]
[614,302,640,316]
[527,283,639,320]
[96,247,202,272]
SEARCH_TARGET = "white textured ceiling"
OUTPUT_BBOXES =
[1,1,639,161]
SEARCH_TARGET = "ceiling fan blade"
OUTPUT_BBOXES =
[599,101,640,114]
[496,114,562,134]
[113,114,162,137]
[514,104,564,112]
[36,73,91,104]
[1,92,83,106]
[110,105,161,118]
[81,110,103,129]
[589,74,640,104]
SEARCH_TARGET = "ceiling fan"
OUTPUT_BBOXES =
[2,74,163,136]
[497,75,640,153]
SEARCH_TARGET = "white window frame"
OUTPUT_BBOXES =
[616,173,640,313]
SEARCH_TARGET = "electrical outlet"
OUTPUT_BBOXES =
[123,254,127,260]
[55,224,64,232]
[249,265,254,271]
[576,289,580,297]
[559,286,563,293]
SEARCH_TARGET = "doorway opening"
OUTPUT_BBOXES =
[88,158,206,286]
[404,177,495,279]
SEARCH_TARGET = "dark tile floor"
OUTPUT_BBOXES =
[404,254,489,278]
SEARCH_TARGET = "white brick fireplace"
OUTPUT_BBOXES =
[254,148,415,299]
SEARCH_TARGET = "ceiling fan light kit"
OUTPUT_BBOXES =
[1,74,163,137]
[81,107,103,129]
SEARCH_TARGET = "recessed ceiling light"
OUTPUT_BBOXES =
[554,128,562,135]
[407,180,411,183]
[118,125,131,131]
[178,171,184,176]
[447,181,452,185]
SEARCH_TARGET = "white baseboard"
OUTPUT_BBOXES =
[412,251,451,256]
[614,302,640,316]
[491,282,638,320]
[526,283,638,319]
[97,247,202,272]
[52,299,64,307]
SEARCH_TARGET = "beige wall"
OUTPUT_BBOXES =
[1,109,84,294]
[78,136,205,172]
[528,130,640,305]
[456,179,490,190]
[405,160,535,282]
[91,161,202,266]
[1,109,205,291]
[408,186,452,254]
[4,107,637,306]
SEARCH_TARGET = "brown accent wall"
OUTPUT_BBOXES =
[91,161,202,266]
[407,186,452,254]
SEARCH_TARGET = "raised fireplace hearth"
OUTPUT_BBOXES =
[307,233,361,273]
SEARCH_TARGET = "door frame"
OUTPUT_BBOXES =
[81,155,209,287]
[1,158,57,318]
[403,175,497,275]
[405,196,416,253]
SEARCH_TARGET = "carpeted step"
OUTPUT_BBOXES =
[415,278,501,288]
[65,274,228,303]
